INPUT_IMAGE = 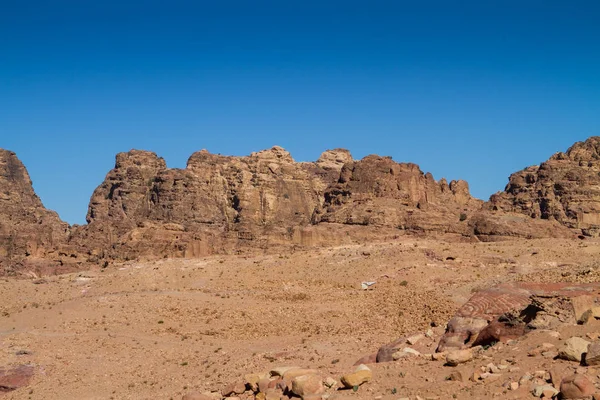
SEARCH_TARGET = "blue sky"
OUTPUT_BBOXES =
[1,1,598,224]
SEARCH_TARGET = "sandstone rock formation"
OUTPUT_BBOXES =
[5,137,599,272]
[76,147,485,262]
[489,136,600,236]
[0,150,72,275]
[77,146,352,261]
[313,155,482,234]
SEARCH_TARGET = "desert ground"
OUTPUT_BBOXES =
[3,235,600,399]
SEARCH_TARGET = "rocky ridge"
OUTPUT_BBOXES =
[5,138,600,273]
[490,136,600,237]
[0,150,76,275]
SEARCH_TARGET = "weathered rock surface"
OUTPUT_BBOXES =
[75,147,487,263]
[558,337,591,362]
[0,364,34,393]
[437,282,600,352]
[314,155,482,233]
[0,150,75,275]
[560,374,595,399]
[489,136,600,236]
[5,138,600,272]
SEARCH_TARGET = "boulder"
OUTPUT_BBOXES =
[560,375,595,399]
[558,337,591,363]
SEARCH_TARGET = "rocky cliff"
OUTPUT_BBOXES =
[0,150,71,274]
[313,155,482,234]
[76,146,353,260]
[489,136,600,236]
[76,147,485,261]
[4,137,595,274]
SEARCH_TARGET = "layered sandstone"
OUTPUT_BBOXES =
[489,137,600,236]
[314,155,482,234]
[0,150,70,274]
[78,148,485,261]
[78,146,348,260]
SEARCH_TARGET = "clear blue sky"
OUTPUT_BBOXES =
[1,1,598,224]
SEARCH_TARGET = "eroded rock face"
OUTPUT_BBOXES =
[0,150,70,275]
[79,147,348,261]
[489,137,600,235]
[314,155,482,233]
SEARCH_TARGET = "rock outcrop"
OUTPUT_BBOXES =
[489,136,600,236]
[0,150,72,275]
[5,137,600,272]
[437,282,600,352]
[75,148,487,262]
[77,147,352,261]
[314,155,482,234]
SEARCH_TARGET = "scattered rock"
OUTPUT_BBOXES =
[222,381,246,396]
[341,365,372,388]
[0,365,34,393]
[291,374,325,397]
[558,337,591,362]
[533,385,558,398]
[182,393,213,400]
[447,371,463,382]
[587,342,600,366]
[560,374,595,399]
[445,349,474,366]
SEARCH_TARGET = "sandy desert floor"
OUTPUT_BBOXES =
[2,236,600,399]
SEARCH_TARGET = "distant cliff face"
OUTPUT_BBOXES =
[4,137,593,275]
[314,155,482,234]
[79,147,489,260]
[0,150,70,274]
[489,137,600,236]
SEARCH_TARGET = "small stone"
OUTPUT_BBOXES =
[448,371,463,382]
[270,366,301,377]
[323,377,337,388]
[341,365,372,388]
[445,349,474,366]
[550,367,565,387]
[244,373,262,392]
[432,352,447,362]
[519,374,533,386]
[558,337,591,362]
[222,381,246,396]
[542,387,559,398]
[579,309,594,325]
[291,374,324,397]
[425,329,434,339]
[481,372,502,382]
[572,295,596,323]
[182,393,213,400]
[560,374,595,399]
[533,385,557,397]
[393,348,421,360]
[406,334,425,345]
[487,363,500,374]
[587,341,600,366]
[510,382,519,391]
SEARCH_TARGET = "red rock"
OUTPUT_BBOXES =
[0,364,34,392]
[560,374,595,399]
[437,282,600,352]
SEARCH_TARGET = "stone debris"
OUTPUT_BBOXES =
[558,337,591,362]
[341,364,372,389]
